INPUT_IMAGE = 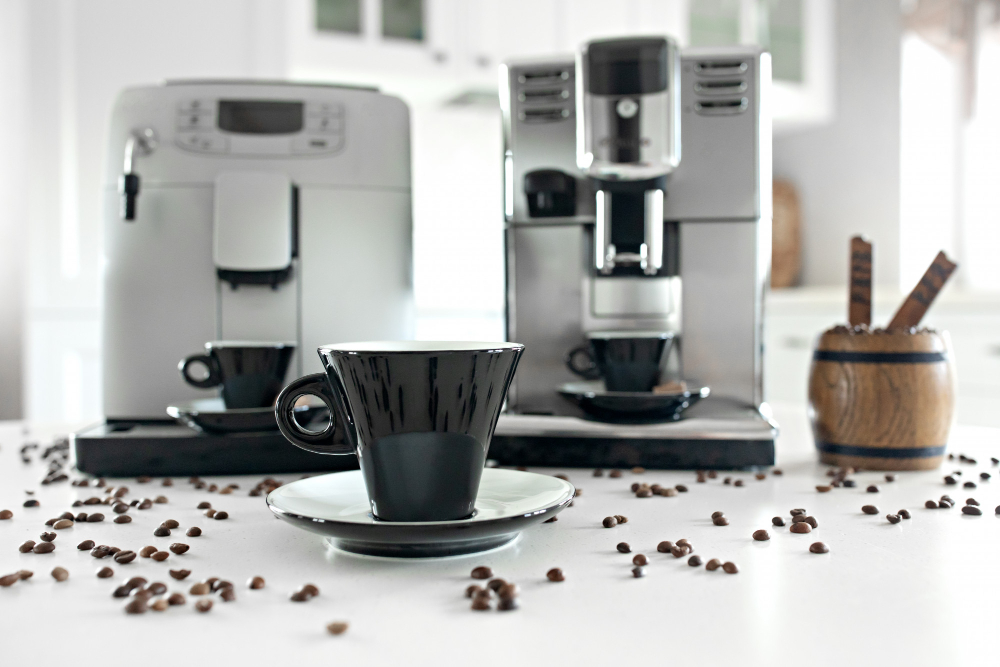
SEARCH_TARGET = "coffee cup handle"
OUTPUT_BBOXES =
[566,345,601,380]
[274,373,353,455]
[179,353,222,389]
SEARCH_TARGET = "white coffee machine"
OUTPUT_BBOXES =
[75,80,414,476]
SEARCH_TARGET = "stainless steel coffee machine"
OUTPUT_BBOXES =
[491,39,777,469]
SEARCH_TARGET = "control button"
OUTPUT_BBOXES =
[291,135,344,154]
[306,102,344,117]
[176,112,215,130]
[177,98,214,114]
[305,115,344,133]
[175,132,228,153]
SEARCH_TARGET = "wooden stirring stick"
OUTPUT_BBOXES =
[887,251,958,330]
[849,236,872,327]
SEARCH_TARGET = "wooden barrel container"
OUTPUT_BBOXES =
[808,329,955,471]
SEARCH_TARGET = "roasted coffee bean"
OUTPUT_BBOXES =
[204,509,216,518]
[809,542,830,554]
[148,582,167,595]
[614,515,629,524]
[471,596,492,611]
[771,517,785,527]
[197,501,212,510]
[661,488,678,497]
[754,472,766,481]
[106,546,121,556]
[151,551,169,562]
[602,516,617,528]
[632,554,648,566]
[125,598,148,614]
[90,545,110,558]
[44,518,57,527]
[805,516,818,529]
[498,583,519,599]
[168,569,191,581]
[733,480,744,487]
[862,505,879,515]
[816,485,832,493]
[138,546,156,558]
[14,570,29,580]
[676,538,691,549]
[214,511,229,520]
[167,592,185,606]
[40,532,56,542]
[675,484,688,493]
[138,499,153,510]
[962,505,983,516]
[169,543,189,555]
[32,542,55,554]
[866,485,879,493]
[944,475,958,485]
[631,566,646,578]
[153,526,171,537]
[963,481,977,489]
[636,488,653,498]
[670,546,685,558]
[53,519,74,530]
[630,482,641,492]
[114,550,137,564]
[687,555,703,567]
[898,509,911,519]
[290,591,310,602]
[966,498,980,506]
[51,567,69,582]
[0,573,21,587]
[113,515,131,524]
[722,562,739,574]
[712,516,729,526]
[97,567,114,578]
[220,588,236,602]
[790,508,806,517]
[154,496,168,504]
[497,596,519,611]
[162,519,179,529]
[887,514,901,524]
[792,515,809,524]
[205,577,218,589]
[616,542,631,553]
[189,582,210,595]
[593,469,604,477]
[884,474,896,482]
[150,599,168,612]
[248,576,265,589]
[195,599,213,613]
[790,522,812,534]
[711,511,725,519]
[609,470,622,478]
[326,621,349,635]
[546,568,565,582]
[723,477,732,485]
[186,527,202,537]
[301,584,319,597]
[705,558,722,571]
[925,500,939,509]
[23,499,39,508]
[465,584,483,598]
[752,529,770,541]
[86,513,104,523]
[74,512,88,522]
[486,578,507,593]
[656,541,673,553]
[471,566,493,580]
[113,585,131,598]
[0,509,12,520]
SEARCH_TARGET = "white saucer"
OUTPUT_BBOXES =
[266,468,575,557]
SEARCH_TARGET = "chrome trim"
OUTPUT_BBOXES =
[643,189,664,275]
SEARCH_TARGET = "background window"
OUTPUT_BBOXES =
[758,0,804,83]
[316,0,362,35]
[689,0,741,47]
[382,0,424,42]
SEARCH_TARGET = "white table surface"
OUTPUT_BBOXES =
[2,405,998,667]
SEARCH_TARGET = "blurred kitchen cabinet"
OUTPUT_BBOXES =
[463,0,559,76]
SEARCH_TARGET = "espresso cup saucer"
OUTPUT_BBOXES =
[557,380,710,422]
[266,469,575,558]
[167,398,327,435]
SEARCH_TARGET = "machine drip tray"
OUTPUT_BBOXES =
[490,398,777,470]
[73,421,359,477]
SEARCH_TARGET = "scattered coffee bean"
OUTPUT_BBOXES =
[497,596,519,611]
[90,545,110,558]
[290,591,310,602]
[75,513,88,522]
[676,484,688,493]
[300,584,319,597]
[962,505,983,516]
[153,526,171,537]
[688,555,703,567]
[185,527,202,537]
[106,546,121,556]
[752,529,770,541]
[214,511,229,520]
[546,568,565,582]
[32,542,55,554]
[147,581,167,595]
[113,515,131,524]
[656,541,673,553]
[631,566,645,578]
[138,499,153,510]
[898,509,911,519]
[16,570,32,581]
[884,474,896,482]
[197,502,212,510]
[632,554,648,566]
[189,582,210,595]
[137,546,155,558]
[614,515,629,524]
[608,470,622,478]
[676,538,691,549]
[723,477,732,485]
[616,542,631,553]
[53,519,74,530]
[220,588,236,602]
[471,596,492,611]
[162,519,179,529]
[754,472,766,481]
[51,567,69,582]
[204,577,219,589]
[0,509,12,520]
[23,499,39,508]
[733,480,744,487]
[705,558,722,571]
[771,517,785,527]
[151,551,169,561]
[944,475,957,485]
[43,518,57,527]
[593,469,604,477]
[925,500,939,509]
[816,485,832,493]
[167,592,185,606]
[168,569,191,581]
[670,546,685,558]
[247,575,265,590]
[465,584,483,598]
[326,621,349,635]
[112,585,130,598]
[97,567,114,578]
[0,573,20,587]
[712,516,729,526]
[809,542,829,554]
[630,482,641,492]
[87,513,105,523]
[636,488,653,498]
[866,485,879,493]
[790,508,806,516]
[805,516,818,529]
[862,505,879,515]
[169,543,189,555]
[602,516,617,528]
[112,503,128,514]
[40,532,56,542]
[966,498,979,506]
[710,511,725,520]
[632,467,645,474]
[115,551,136,564]
[661,488,678,497]
[790,522,812,534]
[195,599,213,613]
[154,496,168,504]
[125,598,148,614]
[963,481,977,489]
[486,578,507,593]
[886,514,901,524]
[471,566,493,580]
[498,583,519,600]
[722,562,739,574]
[149,599,168,612]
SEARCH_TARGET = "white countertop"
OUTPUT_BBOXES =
[2,405,999,666]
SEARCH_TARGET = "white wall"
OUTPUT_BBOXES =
[773,0,902,287]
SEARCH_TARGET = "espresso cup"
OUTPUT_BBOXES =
[274,341,524,522]
[179,341,296,409]
[566,331,673,392]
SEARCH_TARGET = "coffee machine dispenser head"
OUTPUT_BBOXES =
[576,37,681,181]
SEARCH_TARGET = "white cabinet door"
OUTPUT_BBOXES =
[560,0,638,50]
[464,0,560,75]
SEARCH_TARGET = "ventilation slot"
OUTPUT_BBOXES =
[518,69,571,86]
[519,88,570,104]
[694,98,749,115]
[694,79,747,95]
[694,60,748,76]
[520,107,571,123]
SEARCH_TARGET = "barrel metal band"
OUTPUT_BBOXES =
[812,350,947,364]
[816,442,946,459]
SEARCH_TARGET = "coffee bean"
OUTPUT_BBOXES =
[186,527,202,537]
[636,488,653,498]
[203,509,216,518]
[809,542,829,554]
[676,484,688,493]
[153,526,170,537]
[862,505,879,515]
[169,543,189,555]
[925,500,939,509]
[151,551,168,562]
[125,598,148,614]
[816,485,832,493]
[865,485,879,493]
[790,509,806,517]
[23,499,39,508]
[0,509,11,520]
[687,555,703,567]
[290,591,311,602]
[771,517,785,527]
[602,516,617,528]
[146,599,167,612]
[712,516,729,526]
[113,515,131,524]
[497,583,519,600]
[161,519,179,529]
[632,554,648,566]
[51,567,69,582]
[630,482,640,492]
[670,546,685,558]
[110,503,128,514]
[886,514,901,524]
[790,522,811,534]
[32,542,55,554]
[465,584,483,598]
[205,577,219,589]
[631,566,645,578]
[722,562,739,574]
[112,585,131,598]
[964,481,977,489]
[40,532,56,542]
[661,488,678,497]
[154,496,168,504]
[614,515,629,524]
[471,596,492,611]
[486,578,507,593]
[723,477,732,485]
[705,558,722,571]
[632,467,645,474]
[733,480,744,487]
[138,499,153,510]
[164,593,184,606]
[136,546,154,558]
[966,498,979,506]
[106,546,121,556]
[146,581,166,596]
[608,469,622,478]
[497,596,519,611]
[44,518,57,527]
[86,513,105,523]
[470,566,493,580]
[73,512,88,522]
[247,575,265,590]
[165,570,190,582]
[52,518,75,530]
[301,584,319,597]
[195,599,213,613]
[220,588,236,602]
[944,475,958,485]
[752,529,770,541]
[0,573,21,587]
[656,541,673,553]
[90,546,110,558]
[792,515,809,524]
[546,567,565,582]
[73,539,95,553]
[805,516,818,529]
[962,505,983,516]
[326,621,349,635]
[592,469,604,477]
[96,566,113,578]
[189,582,210,595]
[214,511,229,520]
[115,551,136,564]
[898,509,911,519]
[708,511,723,520]
[616,542,631,553]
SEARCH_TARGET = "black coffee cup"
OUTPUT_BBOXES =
[566,331,673,392]
[179,341,296,409]
[274,341,524,522]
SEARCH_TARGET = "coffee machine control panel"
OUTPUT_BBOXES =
[174,97,345,156]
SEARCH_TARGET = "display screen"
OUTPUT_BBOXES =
[217,100,304,134]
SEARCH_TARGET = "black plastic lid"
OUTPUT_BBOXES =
[585,37,668,95]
